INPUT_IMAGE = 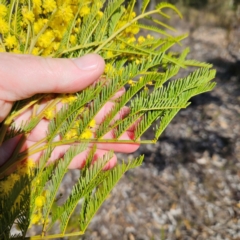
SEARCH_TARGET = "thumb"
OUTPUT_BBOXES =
[0,53,105,122]
[0,53,105,101]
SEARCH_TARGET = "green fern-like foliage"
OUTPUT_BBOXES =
[0,0,216,239]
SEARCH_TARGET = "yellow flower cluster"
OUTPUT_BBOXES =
[44,106,56,120]
[0,1,101,55]
[0,159,35,197]
[61,94,77,103]
[128,79,135,86]
[0,173,20,196]
[0,5,9,39]
[17,158,36,175]
[65,118,96,140]
[102,9,155,68]
[79,119,96,139]
[30,190,49,226]
[117,11,139,37]
[80,128,93,139]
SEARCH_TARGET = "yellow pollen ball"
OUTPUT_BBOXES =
[9,173,20,183]
[33,0,42,14]
[22,10,35,23]
[79,6,90,17]
[70,35,77,45]
[57,4,73,22]
[80,129,93,139]
[43,0,57,13]
[131,12,136,18]
[31,213,42,224]
[26,159,35,169]
[35,196,46,207]
[4,35,18,49]
[138,36,145,44]
[147,34,154,40]
[0,18,9,34]
[97,11,103,18]
[61,94,77,103]
[104,63,114,74]
[0,4,8,17]
[131,25,139,34]
[127,36,136,44]
[0,180,12,195]
[89,119,96,128]
[106,51,114,58]
[37,30,54,48]
[128,80,134,85]
[32,47,40,56]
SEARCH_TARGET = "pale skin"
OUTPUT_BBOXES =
[0,53,139,171]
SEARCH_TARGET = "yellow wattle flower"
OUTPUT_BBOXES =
[37,30,55,48]
[147,34,154,40]
[31,213,42,224]
[70,35,77,45]
[0,18,9,34]
[0,4,8,17]
[43,0,57,13]
[97,11,103,18]
[79,5,90,17]
[32,0,42,10]
[57,4,73,22]
[8,173,20,183]
[22,10,35,23]
[88,119,96,128]
[127,36,136,43]
[0,180,11,195]
[32,47,40,55]
[80,129,93,139]
[33,18,45,34]
[104,63,114,74]
[65,129,78,140]
[106,51,114,58]
[44,107,55,119]
[138,36,145,44]
[128,80,134,86]
[35,195,46,208]
[51,41,60,51]
[61,94,77,103]
[4,35,18,49]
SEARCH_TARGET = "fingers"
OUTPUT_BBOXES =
[13,88,129,142]
[94,102,130,125]
[20,142,117,170]
[110,87,125,100]
[0,53,105,101]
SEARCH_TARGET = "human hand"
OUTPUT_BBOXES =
[0,53,139,171]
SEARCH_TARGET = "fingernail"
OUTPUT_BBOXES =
[73,54,99,70]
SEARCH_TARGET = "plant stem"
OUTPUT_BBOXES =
[94,9,160,53]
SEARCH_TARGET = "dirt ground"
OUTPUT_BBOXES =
[77,7,240,240]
